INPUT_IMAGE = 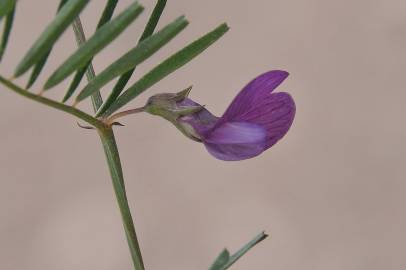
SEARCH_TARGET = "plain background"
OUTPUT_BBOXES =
[0,0,405,269]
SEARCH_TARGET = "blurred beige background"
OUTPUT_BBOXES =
[0,0,405,269]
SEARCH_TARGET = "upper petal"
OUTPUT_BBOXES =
[220,70,289,122]
[216,70,295,149]
[252,92,295,148]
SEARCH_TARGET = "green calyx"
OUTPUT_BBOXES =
[144,86,202,121]
[144,86,204,141]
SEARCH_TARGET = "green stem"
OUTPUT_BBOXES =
[106,106,145,126]
[72,17,145,270]
[0,72,146,270]
[71,17,103,111]
[98,127,145,270]
[0,74,104,129]
[0,73,146,269]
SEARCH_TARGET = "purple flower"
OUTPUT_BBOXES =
[145,70,295,161]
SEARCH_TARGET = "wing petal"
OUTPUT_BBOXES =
[203,122,267,161]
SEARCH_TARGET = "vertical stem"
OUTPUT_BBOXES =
[98,127,145,270]
[72,18,145,269]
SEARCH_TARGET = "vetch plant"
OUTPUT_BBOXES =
[0,0,295,269]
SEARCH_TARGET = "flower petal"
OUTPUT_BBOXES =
[220,70,289,122]
[203,122,267,161]
[216,70,295,149]
[205,122,265,144]
[234,92,295,148]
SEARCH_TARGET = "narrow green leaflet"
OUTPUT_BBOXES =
[102,23,229,117]
[25,51,51,89]
[62,61,84,102]
[96,0,119,29]
[209,249,230,270]
[44,2,144,90]
[14,0,89,77]
[0,0,15,21]
[209,232,268,270]
[96,0,168,117]
[139,0,167,41]
[76,16,188,103]
[63,0,119,102]
[0,4,15,62]
[26,0,69,89]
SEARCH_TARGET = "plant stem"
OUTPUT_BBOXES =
[0,73,145,269]
[72,17,145,270]
[71,17,103,111]
[98,127,145,270]
[106,106,145,126]
[0,74,104,129]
